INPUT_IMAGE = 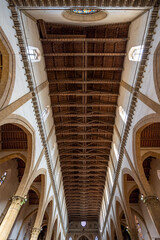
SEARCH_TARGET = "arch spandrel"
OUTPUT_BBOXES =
[0,27,15,109]
[153,42,160,102]
[133,114,160,195]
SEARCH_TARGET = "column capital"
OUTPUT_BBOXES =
[141,195,160,207]
[11,195,27,206]
[31,227,42,237]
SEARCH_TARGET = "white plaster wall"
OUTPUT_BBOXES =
[101,9,160,239]
[0,0,29,104]
[0,160,19,216]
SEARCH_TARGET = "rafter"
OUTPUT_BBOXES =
[44,53,126,57]
[46,67,123,71]
[49,79,120,84]
[53,111,115,118]
[50,90,119,96]
[41,37,128,42]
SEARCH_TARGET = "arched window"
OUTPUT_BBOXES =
[27,46,41,62]
[41,105,50,121]
[0,172,7,186]
[134,215,144,240]
[108,167,113,186]
[81,221,86,227]
[113,143,119,161]
[128,45,144,62]
[119,106,127,123]
[95,236,98,240]
[69,237,72,240]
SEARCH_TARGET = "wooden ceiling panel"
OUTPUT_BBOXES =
[38,20,129,222]
[0,124,28,150]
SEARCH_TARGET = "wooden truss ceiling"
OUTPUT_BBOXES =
[38,21,129,222]
[8,0,156,7]
[141,123,160,148]
[0,124,28,150]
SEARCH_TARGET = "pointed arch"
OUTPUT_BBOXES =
[0,27,15,109]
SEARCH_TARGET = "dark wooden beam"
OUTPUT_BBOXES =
[52,101,117,107]
[49,79,120,84]
[50,90,119,96]
[53,112,115,118]
[41,38,128,42]
[44,53,126,57]
[38,19,47,39]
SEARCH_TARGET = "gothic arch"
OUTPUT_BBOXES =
[42,198,54,240]
[110,217,118,240]
[153,41,160,102]
[122,168,144,202]
[52,218,58,240]
[0,114,35,184]
[0,27,15,109]
[133,113,160,195]
[78,235,89,240]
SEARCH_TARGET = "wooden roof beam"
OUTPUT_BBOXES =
[58,146,111,150]
[52,102,117,107]
[47,67,123,71]
[41,37,128,42]
[44,53,126,57]
[49,79,120,84]
[57,139,112,143]
[54,112,115,118]
[38,20,47,39]
[59,153,109,156]
[56,131,113,135]
[50,91,119,96]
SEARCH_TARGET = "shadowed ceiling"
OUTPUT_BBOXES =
[38,21,129,221]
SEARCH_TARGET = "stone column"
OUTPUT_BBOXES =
[141,195,160,235]
[0,195,27,240]
[128,227,139,240]
[30,227,41,240]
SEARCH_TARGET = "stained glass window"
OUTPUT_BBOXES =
[0,172,7,186]
[134,215,144,240]
[72,9,98,14]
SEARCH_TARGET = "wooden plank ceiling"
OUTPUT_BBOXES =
[38,21,129,221]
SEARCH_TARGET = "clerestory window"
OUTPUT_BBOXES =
[128,45,144,62]
[27,46,41,62]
